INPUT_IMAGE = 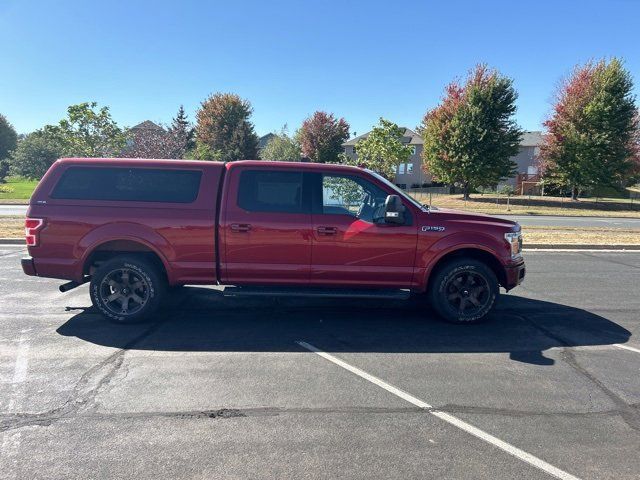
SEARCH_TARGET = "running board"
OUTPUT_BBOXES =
[222,286,411,300]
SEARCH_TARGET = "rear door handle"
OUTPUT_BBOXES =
[317,226,337,235]
[231,223,252,232]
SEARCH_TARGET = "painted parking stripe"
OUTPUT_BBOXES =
[297,340,581,480]
[613,343,640,354]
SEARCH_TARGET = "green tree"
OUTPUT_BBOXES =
[0,159,10,184]
[10,130,64,179]
[47,102,127,157]
[260,127,301,161]
[421,65,522,199]
[540,58,640,199]
[0,114,18,182]
[298,111,349,163]
[195,93,259,161]
[352,118,413,178]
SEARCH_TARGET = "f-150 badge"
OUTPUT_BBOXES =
[422,226,445,232]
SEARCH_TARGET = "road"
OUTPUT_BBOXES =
[496,214,640,228]
[1,247,640,479]
[0,205,27,216]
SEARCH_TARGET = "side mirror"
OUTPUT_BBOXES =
[383,194,406,225]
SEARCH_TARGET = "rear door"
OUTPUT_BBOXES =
[221,167,312,284]
[309,172,418,287]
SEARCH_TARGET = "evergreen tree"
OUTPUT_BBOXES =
[170,105,195,151]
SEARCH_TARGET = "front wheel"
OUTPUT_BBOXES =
[90,256,166,323]
[428,258,499,324]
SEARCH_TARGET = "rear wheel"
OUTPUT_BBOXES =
[428,258,498,324]
[90,256,165,323]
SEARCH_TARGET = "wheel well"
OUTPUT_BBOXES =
[83,240,167,281]
[428,248,506,289]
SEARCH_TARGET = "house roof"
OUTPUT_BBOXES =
[258,133,277,149]
[342,127,424,146]
[131,120,164,131]
[520,131,543,147]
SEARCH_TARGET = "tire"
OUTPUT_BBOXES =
[89,255,166,323]
[428,258,499,324]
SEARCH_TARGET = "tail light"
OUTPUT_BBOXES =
[25,218,44,246]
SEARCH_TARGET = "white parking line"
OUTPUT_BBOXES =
[297,340,582,480]
[613,343,640,354]
[12,334,30,383]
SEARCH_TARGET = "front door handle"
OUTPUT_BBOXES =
[231,223,252,233]
[317,226,337,236]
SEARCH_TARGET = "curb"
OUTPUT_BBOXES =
[494,213,640,219]
[0,238,25,245]
[524,244,640,250]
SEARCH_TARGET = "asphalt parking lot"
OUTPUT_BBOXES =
[1,246,639,480]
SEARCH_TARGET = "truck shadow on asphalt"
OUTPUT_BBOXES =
[56,288,631,366]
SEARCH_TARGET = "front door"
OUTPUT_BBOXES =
[222,168,312,284]
[310,172,418,288]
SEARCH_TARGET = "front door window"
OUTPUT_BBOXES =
[322,174,387,223]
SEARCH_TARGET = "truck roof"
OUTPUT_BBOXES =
[57,157,221,169]
[56,158,364,174]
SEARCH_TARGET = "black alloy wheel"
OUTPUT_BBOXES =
[99,267,150,317]
[444,270,490,316]
[428,258,498,324]
[89,256,165,323]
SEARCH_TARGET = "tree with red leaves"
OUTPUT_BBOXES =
[298,111,349,163]
[540,58,639,200]
[421,65,522,200]
[195,93,259,161]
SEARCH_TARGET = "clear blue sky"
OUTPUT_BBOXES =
[1,0,639,138]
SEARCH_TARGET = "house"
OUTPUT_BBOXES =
[342,127,544,191]
[500,131,544,194]
[342,128,431,188]
[130,120,164,134]
[127,121,165,148]
[258,133,277,154]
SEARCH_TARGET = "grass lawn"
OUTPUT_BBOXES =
[524,226,640,245]
[0,177,38,202]
[410,192,640,218]
[0,217,23,238]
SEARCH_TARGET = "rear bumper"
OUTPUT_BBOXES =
[504,259,525,290]
[21,257,37,276]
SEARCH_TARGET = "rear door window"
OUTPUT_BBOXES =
[51,167,202,203]
[237,170,306,213]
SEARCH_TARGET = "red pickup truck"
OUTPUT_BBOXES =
[22,158,525,324]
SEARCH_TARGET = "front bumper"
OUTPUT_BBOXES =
[21,256,37,276]
[504,259,525,290]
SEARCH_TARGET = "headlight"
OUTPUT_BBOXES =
[504,231,522,259]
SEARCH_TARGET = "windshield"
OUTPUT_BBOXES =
[365,169,427,211]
